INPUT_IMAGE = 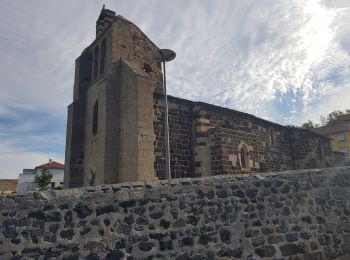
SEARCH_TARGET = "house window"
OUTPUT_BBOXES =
[336,133,345,141]
[99,39,106,75]
[340,147,348,155]
[270,128,276,145]
[92,100,98,135]
[93,45,99,80]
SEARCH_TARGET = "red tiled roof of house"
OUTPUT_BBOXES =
[338,114,350,121]
[35,161,64,170]
[311,123,350,135]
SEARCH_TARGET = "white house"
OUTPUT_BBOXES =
[18,159,64,194]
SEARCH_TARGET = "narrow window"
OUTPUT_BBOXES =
[239,143,250,170]
[270,128,276,145]
[92,100,98,135]
[93,45,99,80]
[99,39,106,75]
[240,148,246,168]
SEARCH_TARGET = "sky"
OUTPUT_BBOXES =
[0,0,349,178]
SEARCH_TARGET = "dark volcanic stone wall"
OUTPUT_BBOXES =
[153,95,194,179]
[289,129,333,169]
[152,96,335,179]
[208,126,292,175]
[193,103,294,173]
[1,167,350,259]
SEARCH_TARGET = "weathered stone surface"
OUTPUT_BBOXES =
[217,247,243,258]
[286,233,299,242]
[139,241,154,251]
[219,229,231,243]
[60,229,74,240]
[304,252,323,260]
[28,211,45,220]
[252,236,265,247]
[255,246,276,257]
[74,203,92,219]
[280,244,305,256]
[46,211,62,222]
[96,204,118,216]
[267,234,284,244]
[3,227,17,238]
[0,167,349,259]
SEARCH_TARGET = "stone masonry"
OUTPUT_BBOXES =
[1,167,350,259]
[153,95,335,180]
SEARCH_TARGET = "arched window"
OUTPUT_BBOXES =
[270,128,276,145]
[93,45,99,80]
[99,39,106,75]
[316,139,324,161]
[92,100,98,135]
[239,144,250,170]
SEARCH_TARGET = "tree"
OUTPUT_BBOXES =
[326,110,344,125]
[34,167,53,190]
[285,124,299,128]
[301,120,315,129]
[300,109,350,129]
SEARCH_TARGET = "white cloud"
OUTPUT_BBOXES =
[1,0,348,123]
[0,140,64,179]
[156,0,349,125]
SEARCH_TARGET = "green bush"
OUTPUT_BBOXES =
[34,167,53,190]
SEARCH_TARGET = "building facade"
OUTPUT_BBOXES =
[18,160,64,194]
[312,114,350,157]
[65,8,337,188]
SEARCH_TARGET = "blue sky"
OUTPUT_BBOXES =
[0,0,350,178]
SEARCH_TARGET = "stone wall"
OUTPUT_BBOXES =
[1,167,350,259]
[152,96,334,179]
[153,96,194,179]
[191,102,295,175]
[289,129,333,169]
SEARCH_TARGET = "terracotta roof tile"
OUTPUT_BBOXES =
[35,161,64,170]
[338,114,350,121]
[311,123,350,135]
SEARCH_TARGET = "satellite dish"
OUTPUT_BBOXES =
[157,49,176,62]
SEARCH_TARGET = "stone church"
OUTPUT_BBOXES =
[64,8,334,188]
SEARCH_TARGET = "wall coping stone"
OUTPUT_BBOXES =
[3,166,349,202]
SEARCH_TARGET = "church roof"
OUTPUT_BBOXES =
[35,161,64,170]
